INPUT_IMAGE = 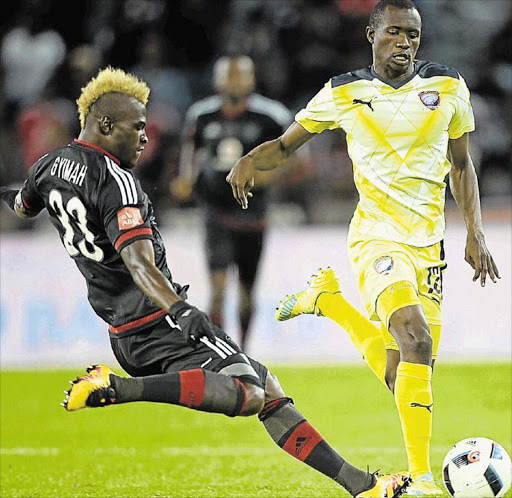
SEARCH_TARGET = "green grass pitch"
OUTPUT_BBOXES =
[1,362,511,498]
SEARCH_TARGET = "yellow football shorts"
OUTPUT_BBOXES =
[348,239,446,358]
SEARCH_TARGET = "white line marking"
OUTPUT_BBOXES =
[1,448,59,455]
[1,445,451,457]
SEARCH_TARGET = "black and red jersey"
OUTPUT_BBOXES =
[20,139,173,336]
[184,94,291,228]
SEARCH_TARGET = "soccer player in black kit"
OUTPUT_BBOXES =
[0,67,410,498]
[172,55,296,351]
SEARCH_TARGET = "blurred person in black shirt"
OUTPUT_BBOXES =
[171,55,300,352]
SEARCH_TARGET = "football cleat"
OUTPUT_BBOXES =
[62,365,117,412]
[275,267,340,321]
[405,472,443,496]
[356,473,412,498]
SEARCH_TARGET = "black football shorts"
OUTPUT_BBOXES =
[205,219,265,288]
[110,315,266,388]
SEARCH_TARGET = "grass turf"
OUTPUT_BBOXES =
[1,363,511,498]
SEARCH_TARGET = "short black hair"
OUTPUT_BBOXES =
[369,0,419,28]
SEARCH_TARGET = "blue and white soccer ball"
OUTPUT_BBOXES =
[443,437,512,498]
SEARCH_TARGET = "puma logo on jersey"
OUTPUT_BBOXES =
[353,98,375,111]
[411,402,433,412]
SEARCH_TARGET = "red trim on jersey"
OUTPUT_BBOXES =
[114,227,152,251]
[21,193,33,210]
[108,309,167,334]
[73,139,121,164]
[179,370,206,408]
[282,421,323,462]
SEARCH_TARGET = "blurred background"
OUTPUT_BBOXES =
[1,0,511,367]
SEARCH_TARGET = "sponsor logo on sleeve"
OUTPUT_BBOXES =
[117,207,144,230]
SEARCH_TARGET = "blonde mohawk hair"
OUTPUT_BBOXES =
[76,66,150,129]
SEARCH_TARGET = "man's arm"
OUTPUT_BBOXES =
[120,239,181,310]
[226,121,313,209]
[120,239,216,342]
[170,124,198,202]
[448,133,500,286]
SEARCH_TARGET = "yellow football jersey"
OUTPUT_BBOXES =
[295,60,475,247]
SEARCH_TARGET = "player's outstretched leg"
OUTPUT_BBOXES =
[259,369,411,498]
[276,268,388,387]
[63,365,263,418]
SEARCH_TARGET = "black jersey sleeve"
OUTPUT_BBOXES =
[98,164,154,253]
[19,157,46,215]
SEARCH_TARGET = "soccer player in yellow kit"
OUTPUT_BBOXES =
[226,0,500,495]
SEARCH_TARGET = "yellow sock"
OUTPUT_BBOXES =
[317,292,387,387]
[394,361,433,479]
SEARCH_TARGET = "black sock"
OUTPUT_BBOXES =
[111,370,248,417]
[259,397,374,496]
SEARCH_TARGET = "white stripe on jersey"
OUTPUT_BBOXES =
[104,157,138,205]
[213,339,235,356]
[215,337,238,355]
[111,158,138,204]
[200,337,227,359]
[114,161,138,203]
[165,315,181,330]
[240,353,251,365]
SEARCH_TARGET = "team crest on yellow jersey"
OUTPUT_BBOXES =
[374,256,394,275]
[419,91,441,110]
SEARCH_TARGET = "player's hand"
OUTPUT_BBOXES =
[170,178,193,202]
[168,300,217,345]
[226,156,254,209]
[465,230,500,287]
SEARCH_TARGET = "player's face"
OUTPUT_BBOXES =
[367,6,422,81]
[109,98,148,169]
[215,58,255,100]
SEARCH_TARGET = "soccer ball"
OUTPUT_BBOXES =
[443,437,512,497]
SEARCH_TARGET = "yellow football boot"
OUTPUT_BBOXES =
[405,473,443,496]
[62,365,117,411]
[356,473,412,498]
[275,267,340,321]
